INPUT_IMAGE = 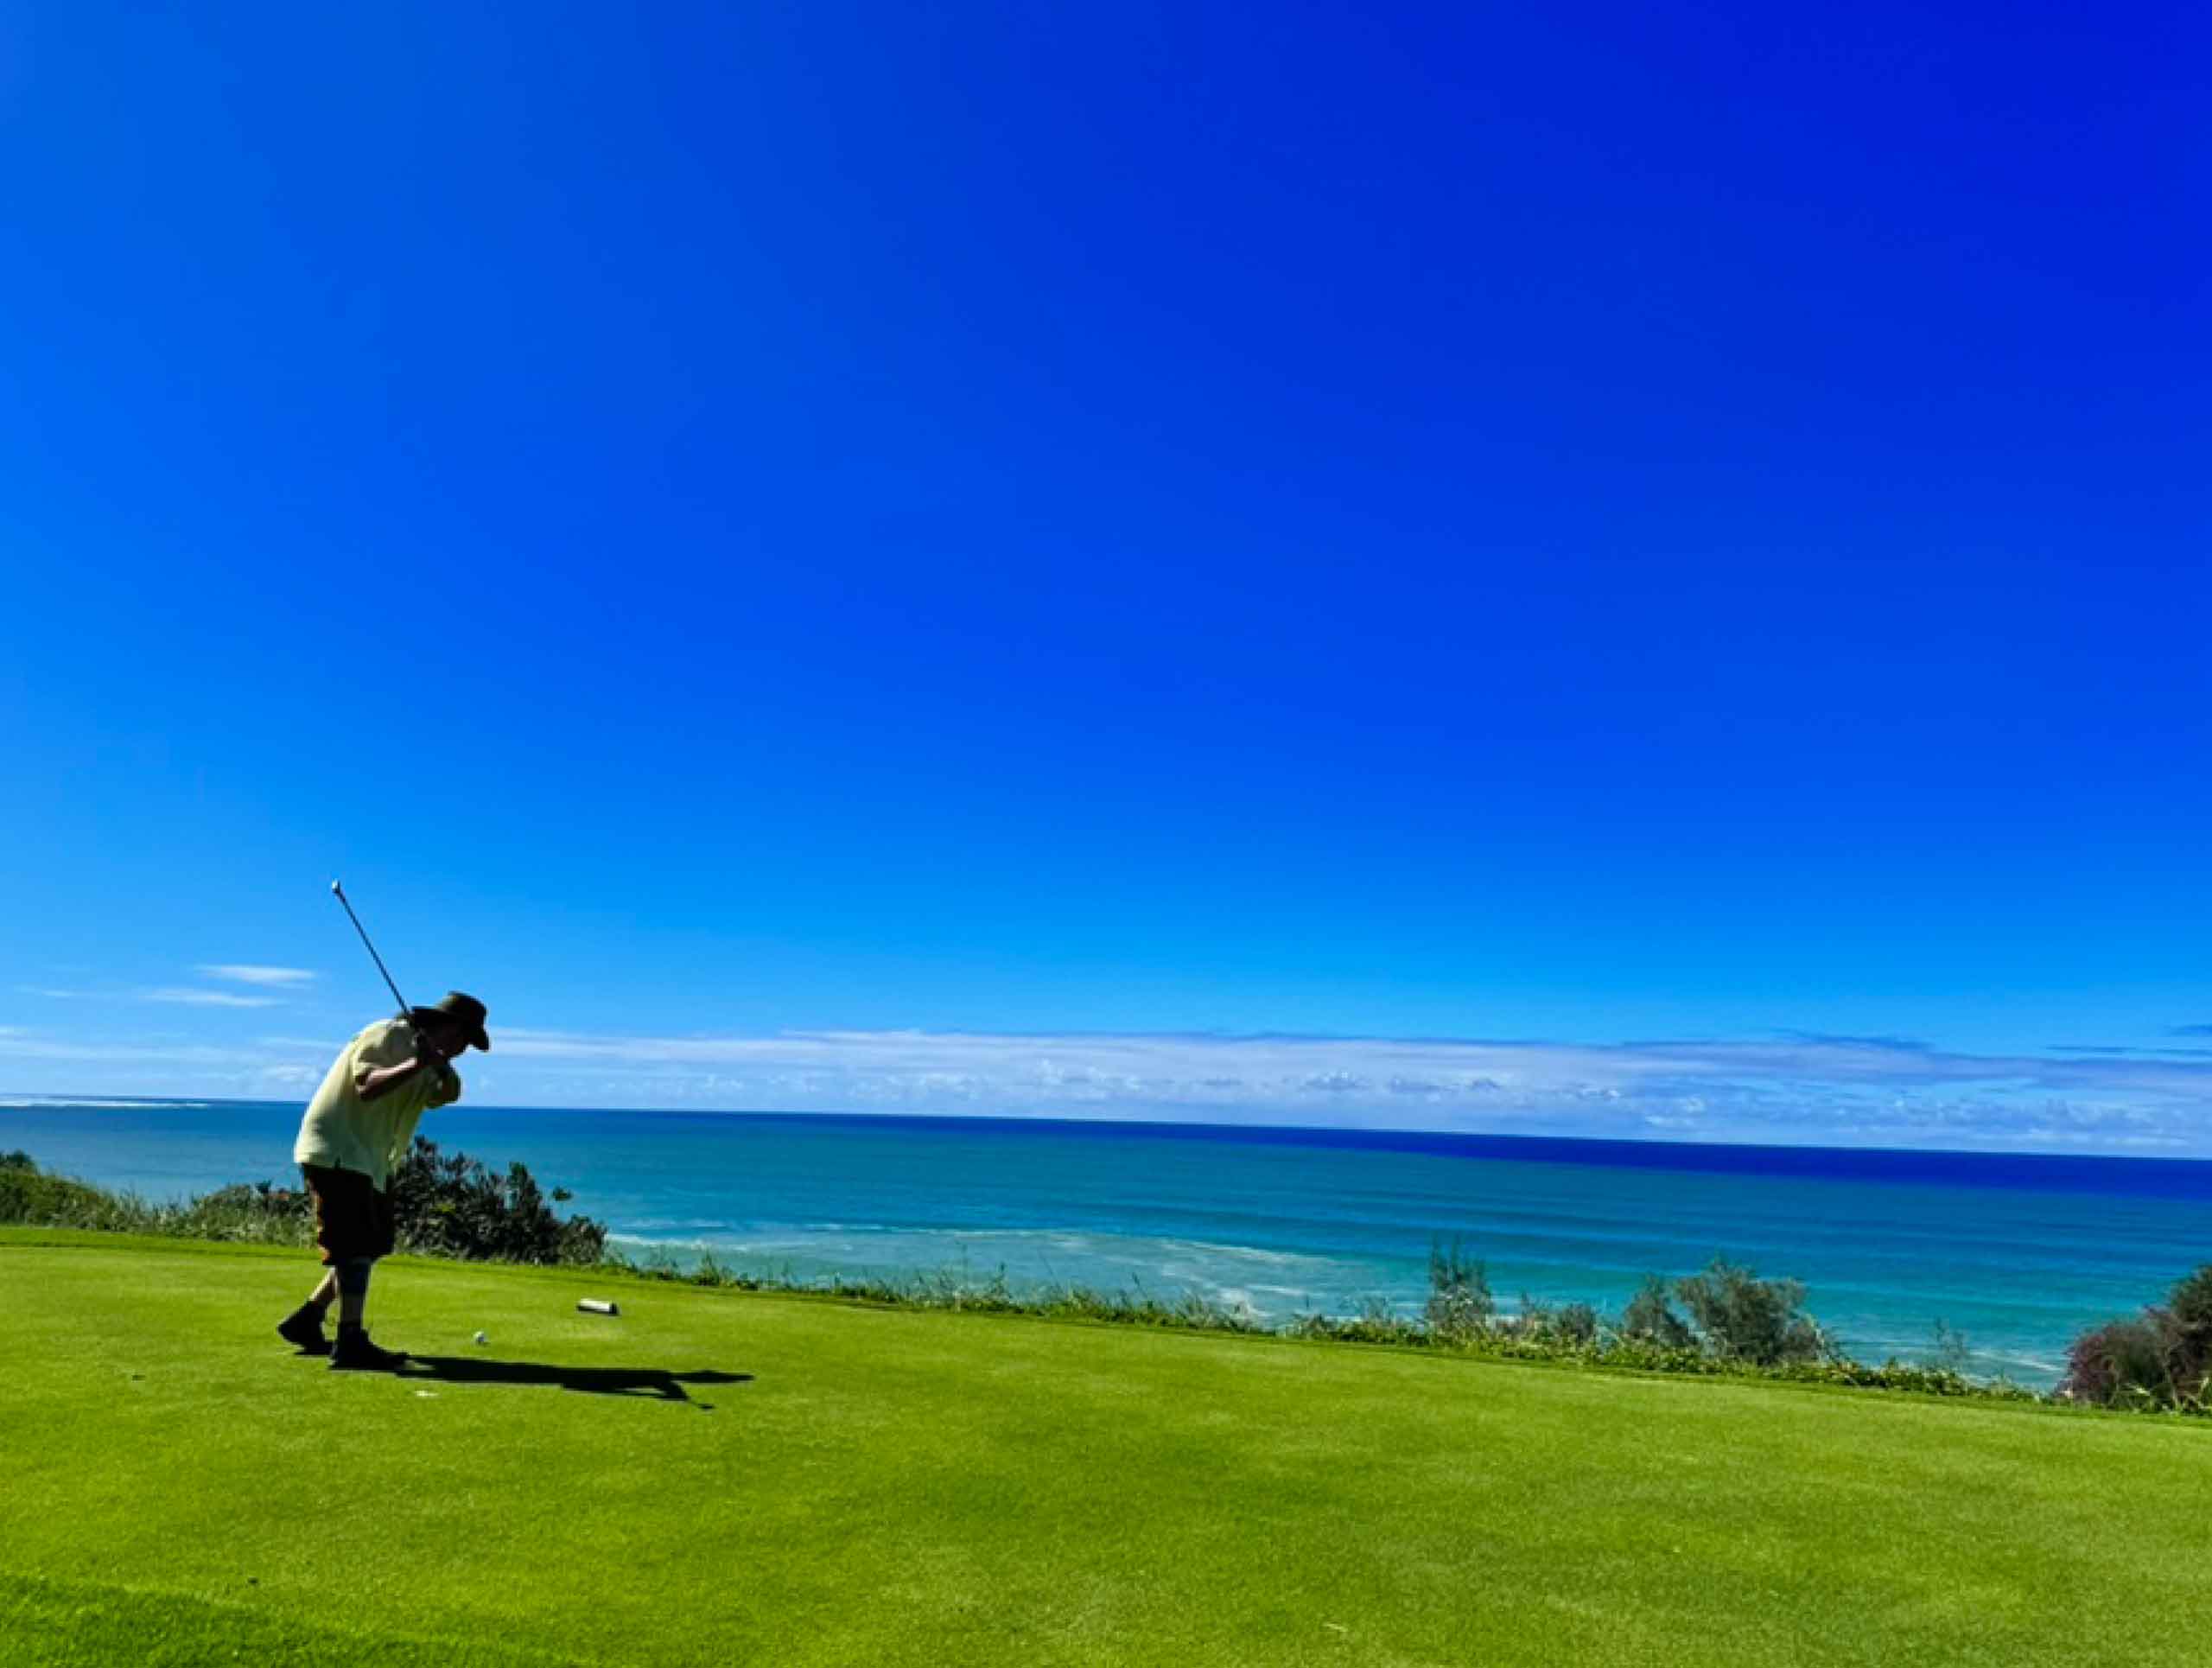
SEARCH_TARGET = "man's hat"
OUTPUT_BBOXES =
[411,990,491,1052]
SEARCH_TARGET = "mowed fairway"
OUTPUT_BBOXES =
[3,1232,2206,1667]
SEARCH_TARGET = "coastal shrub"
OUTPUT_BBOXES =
[1927,1320,1971,1374]
[2,1149,34,1170]
[155,1181,313,1245]
[1288,1297,1427,1346]
[1673,1259,1830,1366]
[2168,1266,2212,1334]
[1509,1292,1546,1337]
[389,1136,607,1266]
[2062,1319,2174,1410]
[0,1148,603,1266]
[611,1245,1276,1334]
[1620,1276,1697,1350]
[2060,1265,2212,1413]
[1425,1238,1494,1343]
[0,1160,308,1245]
[1218,1295,2027,1400]
[1505,1294,1599,1347]
[0,1158,119,1226]
[1552,1301,1599,1346]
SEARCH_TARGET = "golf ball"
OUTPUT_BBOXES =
[473,1330,488,1346]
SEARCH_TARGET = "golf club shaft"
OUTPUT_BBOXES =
[330,881,410,1019]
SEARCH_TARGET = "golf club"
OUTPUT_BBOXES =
[329,880,410,1020]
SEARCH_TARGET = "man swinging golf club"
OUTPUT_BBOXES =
[277,990,491,1370]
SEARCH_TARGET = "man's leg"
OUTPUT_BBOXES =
[282,1166,345,1353]
[277,1268,339,1353]
[329,1257,406,1370]
[330,1181,408,1372]
[335,1257,372,1327]
[292,1166,406,1369]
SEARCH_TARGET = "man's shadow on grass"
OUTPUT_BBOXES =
[401,1355,751,1409]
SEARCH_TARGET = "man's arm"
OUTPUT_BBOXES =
[423,1057,463,1109]
[359,1038,451,1103]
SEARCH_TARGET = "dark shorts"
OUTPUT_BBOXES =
[300,1164,395,1264]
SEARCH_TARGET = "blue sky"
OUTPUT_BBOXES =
[3,2,2208,1149]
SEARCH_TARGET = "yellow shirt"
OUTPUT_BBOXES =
[293,1018,462,1190]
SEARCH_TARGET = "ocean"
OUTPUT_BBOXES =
[8,1096,2210,1387]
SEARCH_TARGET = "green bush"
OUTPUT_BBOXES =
[0,1162,118,1226]
[2063,1319,2174,1409]
[2061,1265,2212,1413]
[1,1162,311,1244]
[175,1181,315,1245]
[1620,1275,1696,1349]
[388,1136,607,1266]
[1503,1294,1598,1347]
[2167,1266,2212,1334]
[1673,1258,1831,1366]
[0,1148,604,1266]
[1915,1319,1969,1374]
[1287,1296,1427,1346]
[1424,1237,1493,1343]
[1552,1301,1599,1346]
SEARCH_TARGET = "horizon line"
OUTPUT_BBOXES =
[8,1090,2212,1169]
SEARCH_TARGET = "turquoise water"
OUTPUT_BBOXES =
[8,1097,2210,1386]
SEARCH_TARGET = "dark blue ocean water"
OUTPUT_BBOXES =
[9,1096,2210,1386]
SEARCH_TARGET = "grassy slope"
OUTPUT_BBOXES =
[2,1231,2205,1668]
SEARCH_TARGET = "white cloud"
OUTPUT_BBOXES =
[196,965,317,988]
[0,1033,277,1066]
[8,1020,2212,1156]
[138,987,281,1009]
[477,1026,2212,1152]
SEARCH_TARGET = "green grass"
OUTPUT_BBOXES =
[3,1230,2205,1666]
